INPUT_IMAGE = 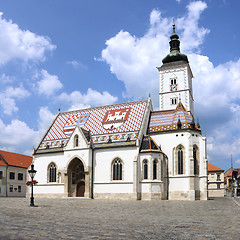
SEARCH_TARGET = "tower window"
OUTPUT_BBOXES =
[171,97,178,105]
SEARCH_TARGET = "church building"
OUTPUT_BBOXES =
[32,25,208,200]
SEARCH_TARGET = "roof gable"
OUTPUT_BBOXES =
[149,102,199,133]
[0,150,32,168]
[140,135,163,154]
[208,162,224,172]
[37,100,148,150]
[65,125,91,150]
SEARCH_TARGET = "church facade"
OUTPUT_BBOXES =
[32,25,208,200]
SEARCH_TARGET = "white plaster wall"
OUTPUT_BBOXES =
[7,166,27,197]
[33,147,92,195]
[0,166,6,197]
[151,130,207,197]
[34,184,64,194]
[94,183,133,193]
[93,147,138,194]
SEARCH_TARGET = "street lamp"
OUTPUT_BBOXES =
[28,164,37,207]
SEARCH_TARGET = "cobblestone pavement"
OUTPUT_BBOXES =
[0,197,239,240]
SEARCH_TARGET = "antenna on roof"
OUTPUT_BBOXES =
[58,107,61,113]
[173,19,175,33]
[179,93,181,103]
[148,93,151,98]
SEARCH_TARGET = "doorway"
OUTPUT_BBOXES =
[67,158,85,197]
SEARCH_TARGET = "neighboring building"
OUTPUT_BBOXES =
[225,168,240,196]
[0,150,32,197]
[207,162,224,197]
[33,25,208,200]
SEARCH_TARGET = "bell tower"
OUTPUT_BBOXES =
[157,24,194,117]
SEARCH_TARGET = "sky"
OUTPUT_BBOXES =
[0,0,239,171]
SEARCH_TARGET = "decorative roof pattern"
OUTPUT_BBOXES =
[0,150,32,168]
[149,103,199,133]
[39,100,147,149]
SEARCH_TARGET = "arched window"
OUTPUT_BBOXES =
[112,158,123,180]
[178,147,183,174]
[48,163,57,182]
[193,146,199,175]
[153,160,158,180]
[143,159,148,179]
[74,135,79,147]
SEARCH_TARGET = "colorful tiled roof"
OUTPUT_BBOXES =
[0,150,32,168]
[149,102,199,133]
[38,100,148,149]
[208,162,224,172]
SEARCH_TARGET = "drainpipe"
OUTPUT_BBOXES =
[6,165,8,197]
[0,153,8,197]
[91,142,94,199]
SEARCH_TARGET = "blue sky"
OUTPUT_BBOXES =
[0,0,239,171]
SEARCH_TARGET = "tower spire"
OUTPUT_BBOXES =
[162,24,188,64]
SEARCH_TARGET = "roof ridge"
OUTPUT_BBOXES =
[0,150,32,158]
[60,99,148,115]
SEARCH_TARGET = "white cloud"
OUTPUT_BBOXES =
[66,60,87,70]
[0,118,38,148]
[99,1,240,168]
[38,106,56,135]
[101,1,209,102]
[0,12,55,65]
[5,84,31,99]
[0,93,18,115]
[0,84,30,115]
[0,74,13,84]
[37,70,63,96]
[236,159,240,164]
[58,88,118,111]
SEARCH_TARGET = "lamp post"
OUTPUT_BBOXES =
[28,164,37,207]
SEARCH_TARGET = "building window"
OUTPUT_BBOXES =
[18,186,21,192]
[217,174,221,181]
[9,172,15,180]
[178,147,183,174]
[153,160,158,180]
[9,185,13,192]
[112,158,123,180]
[143,160,148,180]
[170,97,178,105]
[0,171,2,179]
[217,183,220,190]
[74,134,79,147]
[48,163,57,182]
[18,173,23,181]
[170,78,177,85]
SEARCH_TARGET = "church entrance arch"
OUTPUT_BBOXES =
[67,158,85,197]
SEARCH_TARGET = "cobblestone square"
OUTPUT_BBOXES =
[0,197,239,239]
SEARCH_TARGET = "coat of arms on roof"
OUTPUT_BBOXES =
[64,113,90,136]
[102,108,130,130]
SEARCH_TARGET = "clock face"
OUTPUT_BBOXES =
[170,84,177,91]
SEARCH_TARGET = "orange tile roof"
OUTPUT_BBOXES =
[208,162,224,172]
[0,150,32,168]
[0,158,7,166]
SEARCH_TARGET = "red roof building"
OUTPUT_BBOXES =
[0,150,32,197]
